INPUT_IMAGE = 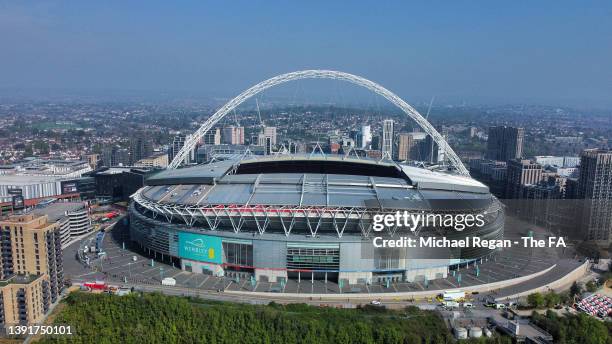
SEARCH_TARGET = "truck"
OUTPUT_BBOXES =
[443,301,460,309]
[442,290,466,301]
[161,277,176,286]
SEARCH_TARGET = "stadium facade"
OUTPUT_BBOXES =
[129,155,504,284]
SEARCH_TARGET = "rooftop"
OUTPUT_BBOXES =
[32,201,87,222]
[139,155,492,211]
[0,274,43,287]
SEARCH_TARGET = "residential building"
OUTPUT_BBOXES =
[129,135,153,165]
[0,214,64,325]
[222,126,245,145]
[577,149,612,243]
[486,126,524,161]
[505,159,543,200]
[203,128,222,145]
[135,153,169,168]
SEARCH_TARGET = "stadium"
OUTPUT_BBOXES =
[129,154,504,284]
[127,70,507,286]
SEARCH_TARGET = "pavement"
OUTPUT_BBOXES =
[61,214,587,303]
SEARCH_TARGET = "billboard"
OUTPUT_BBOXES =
[178,232,223,264]
[61,181,78,194]
[12,195,24,210]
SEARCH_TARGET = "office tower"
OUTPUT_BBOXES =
[361,125,372,149]
[577,149,612,243]
[397,133,414,161]
[505,159,543,199]
[101,146,114,167]
[129,134,153,165]
[382,120,394,159]
[486,126,524,161]
[421,128,448,164]
[370,136,381,151]
[0,214,64,325]
[169,134,185,162]
[169,134,195,165]
[264,137,273,155]
[204,128,222,145]
[398,132,426,161]
[115,148,130,166]
[222,126,245,145]
[354,132,364,148]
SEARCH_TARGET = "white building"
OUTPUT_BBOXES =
[0,159,92,203]
[382,119,394,159]
[361,125,372,149]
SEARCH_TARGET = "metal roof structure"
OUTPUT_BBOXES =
[132,155,499,238]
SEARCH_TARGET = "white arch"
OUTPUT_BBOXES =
[169,70,468,175]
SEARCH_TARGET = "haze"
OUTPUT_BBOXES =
[0,1,611,107]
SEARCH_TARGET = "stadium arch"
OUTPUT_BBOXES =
[168,70,468,175]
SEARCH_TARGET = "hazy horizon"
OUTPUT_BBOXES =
[1,1,611,108]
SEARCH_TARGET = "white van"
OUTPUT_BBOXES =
[161,277,176,286]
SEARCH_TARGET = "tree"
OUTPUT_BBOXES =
[570,281,583,298]
[585,280,598,293]
[544,292,561,308]
[527,293,545,309]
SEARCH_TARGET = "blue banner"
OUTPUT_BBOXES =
[178,232,223,264]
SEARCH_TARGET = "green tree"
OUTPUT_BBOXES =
[527,292,545,308]
[570,281,583,298]
[586,280,598,292]
[544,292,561,308]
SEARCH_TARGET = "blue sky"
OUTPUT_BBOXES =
[0,1,611,106]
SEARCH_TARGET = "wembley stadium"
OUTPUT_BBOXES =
[129,154,504,284]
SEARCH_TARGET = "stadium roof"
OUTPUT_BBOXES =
[140,155,492,211]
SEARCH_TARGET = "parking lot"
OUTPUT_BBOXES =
[62,215,579,297]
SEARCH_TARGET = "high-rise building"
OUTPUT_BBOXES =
[169,134,195,165]
[397,133,422,161]
[129,135,153,165]
[222,126,245,145]
[257,127,277,146]
[370,136,381,151]
[469,127,477,138]
[421,128,448,164]
[486,126,524,161]
[505,159,543,199]
[264,137,273,156]
[101,146,115,167]
[382,120,394,159]
[203,128,222,145]
[169,134,185,163]
[0,214,64,325]
[82,154,99,170]
[115,149,130,166]
[361,125,372,149]
[577,149,612,243]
